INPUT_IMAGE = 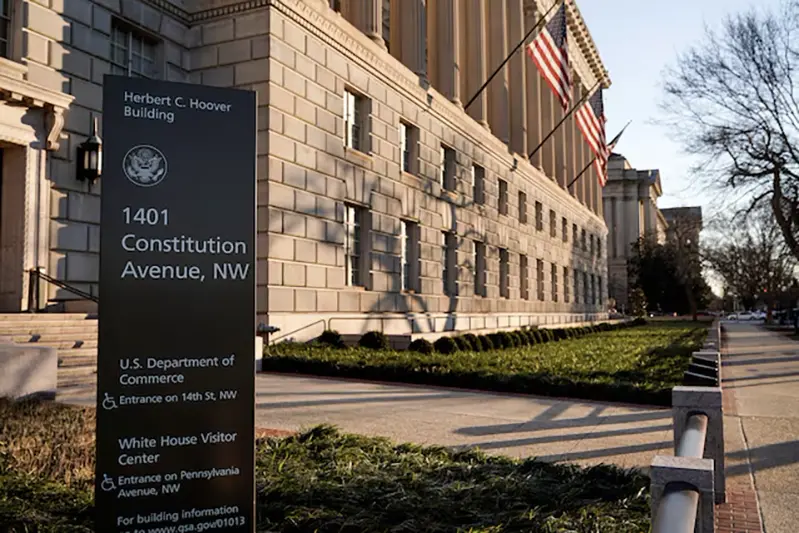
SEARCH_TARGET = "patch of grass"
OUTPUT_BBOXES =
[0,400,651,532]
[265,322,707,406]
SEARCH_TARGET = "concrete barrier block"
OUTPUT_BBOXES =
[650,455,715,533]
[0,343,58,399]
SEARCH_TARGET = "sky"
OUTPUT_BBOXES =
[578,0,782,215]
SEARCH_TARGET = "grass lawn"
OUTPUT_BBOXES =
[0,399,651,532]
[264,321,708,406]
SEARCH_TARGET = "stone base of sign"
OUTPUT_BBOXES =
[0,343,57,399]
[255,336,264,372]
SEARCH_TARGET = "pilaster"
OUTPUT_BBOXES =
[354,0,386,49]
[465,0,489,128]
[487,0,509,144]
[436,0,462,106]
[524,2,542,169]
[394,0,427,80]
[506,0,527,155]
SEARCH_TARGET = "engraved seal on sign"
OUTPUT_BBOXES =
[123,145,168,187]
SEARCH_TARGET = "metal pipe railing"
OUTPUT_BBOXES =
[675,413,708,458]
[652,484,700,533]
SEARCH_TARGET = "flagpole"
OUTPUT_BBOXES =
[566,120,631,189]
[527,79,601,161]
[567,156,596,190]
[463,0,560,112]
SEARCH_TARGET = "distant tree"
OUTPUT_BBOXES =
[628,238,711,319]
[703,209,797,316]
[661,1,799,262]
[628,287,648,318]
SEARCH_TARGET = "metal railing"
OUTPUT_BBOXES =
[27,267,99,312]
[651,320,724,533]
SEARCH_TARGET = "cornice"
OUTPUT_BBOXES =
[143,0,191,23]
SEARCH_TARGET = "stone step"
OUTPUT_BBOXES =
[0,313,96,322]
[7,331,98,343]
[11,338,98,350]
[58,354,98,369]
[0,323,98,335]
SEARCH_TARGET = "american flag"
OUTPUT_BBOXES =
[576,87,609,186]
[526,1,571,112]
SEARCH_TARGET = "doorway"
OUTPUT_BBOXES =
[0,146,26,311]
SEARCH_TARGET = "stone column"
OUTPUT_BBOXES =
[389,0,403,62]
[524,1,542,169]
[400,0,428,81]
[564,83,576,196]
[354,0,386,49]
[540,82,556,180]
[436,0,462,106]
[487,0,509,144]
[506,0,527,156]
[465,0,489,128]
[613,196,622,258]
[555,100,567,188]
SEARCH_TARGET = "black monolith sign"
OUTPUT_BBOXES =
[97,75,256,533]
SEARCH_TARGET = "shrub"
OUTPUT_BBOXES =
[434,336,459,354]
[454,336,474,351]
[318,329,345,348]
[632,317,648,326]
[551,329,564,341]
[499,332,515,348]
[464,334,480,351]
[511,331,526,346]
[545,330,555,342]
[359,331,390,350]
[478,335,494,351]
[488,333,504,349]
[408,338,434,354]
[533,330,544,344]
[525,330,538,345]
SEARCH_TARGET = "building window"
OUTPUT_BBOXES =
[498,179,508,215]
[440,145,456,191]
[581,229,587,251]
[472,164,485,204]
[573,224,578,246]
[0,2,10,58]
[442,231,456,295]
[330,0,341,11]
[591,274,597,305]
[597,237,602,258]
[536,259,545,301]
[562,217,568,243]
[535,201,543,231]
[563,266,570,303]
[549,210,557,238]
[474,241,486,297]
[574,269,580,304]
[589,235,594,256]
[400,220,419,291]
[583,271,590,305]
[499,248,509,298]
[399,121,419,174]
[551,263,558,302]
[344,89,369,152]
[518,191,527,223]
[520,254,529,300]
[111,23,158,78]
[345,205,367,287]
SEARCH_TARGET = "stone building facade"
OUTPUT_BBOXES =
[0,0,611,343]
[602,152,667,310]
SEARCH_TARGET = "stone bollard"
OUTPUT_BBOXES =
[650,455,715,533]
[672,386,725,504]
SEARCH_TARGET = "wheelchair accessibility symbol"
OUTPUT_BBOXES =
[100,474,117,492]
[102,393,118,410]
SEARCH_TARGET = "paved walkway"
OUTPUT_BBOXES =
[720,322,799,533]
[60,374,672,470]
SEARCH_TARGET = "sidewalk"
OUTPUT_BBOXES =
[60,373,673,469]
[719,322,799,533]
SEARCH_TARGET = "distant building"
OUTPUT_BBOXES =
[662,207,703,256]
[601,153,668,310]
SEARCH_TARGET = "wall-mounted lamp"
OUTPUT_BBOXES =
[76,117,103,183]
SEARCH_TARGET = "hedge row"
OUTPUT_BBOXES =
[315,318,648,353]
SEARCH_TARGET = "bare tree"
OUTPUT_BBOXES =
[661,1,799,261]
[703,209,797,316]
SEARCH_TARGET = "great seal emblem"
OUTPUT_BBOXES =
[123,145,168,187]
